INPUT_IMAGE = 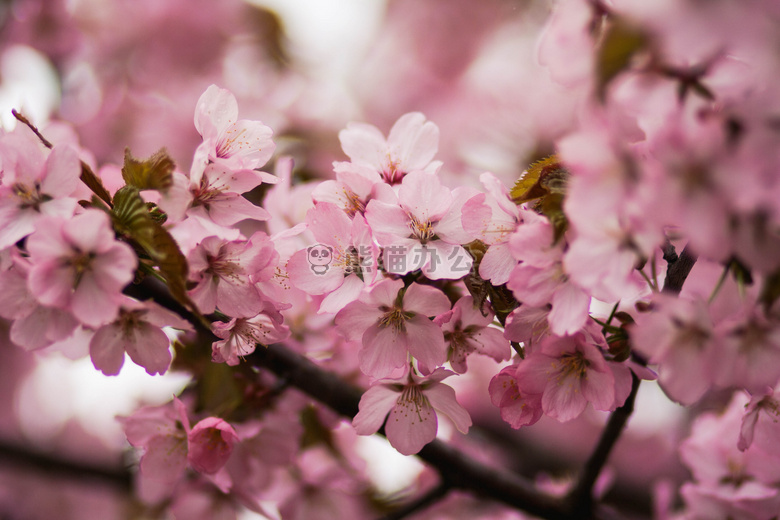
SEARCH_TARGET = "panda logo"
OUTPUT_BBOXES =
[307,244,333,274]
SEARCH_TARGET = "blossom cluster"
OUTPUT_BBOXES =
[1,0,780,519]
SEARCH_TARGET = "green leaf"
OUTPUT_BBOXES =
[596,18,647,102]
[121,148,175,191]
[510,155,568,204]
[111,185,197,314]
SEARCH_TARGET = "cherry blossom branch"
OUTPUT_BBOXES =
[566,373,640,512]
[662,243,697,294]
[126,277,574,518]
[0,438,132,490]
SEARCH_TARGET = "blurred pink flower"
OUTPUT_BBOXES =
[26,210,137,328]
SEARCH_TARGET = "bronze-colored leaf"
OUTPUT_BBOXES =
[596,18,647,102]
[121,148,175,192]
[111,185,197,315]
[510,155,568,204]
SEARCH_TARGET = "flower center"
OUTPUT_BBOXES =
[216,126,248,159]
[409,215,435,244]
[14,182,47,210]
[383,158,404,185]
[378,307,414,333]
[396,383,431,424]
[556,351,590,381]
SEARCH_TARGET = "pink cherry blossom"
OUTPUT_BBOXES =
[630,294,718,405]
[0,132,81,250]
[89,298,192,376]
[187,416,240,475]
[352,368,471,455]
[365,171,475,280]
[488,365,543,429]
[438,295,510,373]
[461,172,521,285]
[516,331,628,422]
[287,201,378,314]
[335,278,451,378]
[507,208,590,336]
[211,303,290,365]
[337,111,441,186]
[190,84,275,184]
[0,250,78,350]
[119,397,191,491]
[187,232,278,318]
[26,210,137,328]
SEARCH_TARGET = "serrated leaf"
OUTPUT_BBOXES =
[511,155,567,204]
[112,185,197,315]
[596,18,647,102]
[121,148,175,191]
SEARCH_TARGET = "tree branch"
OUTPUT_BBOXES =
[662,243,697,294]
[566,373,641,512]
[0,439,132,490]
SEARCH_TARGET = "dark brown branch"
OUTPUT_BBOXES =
[0,439,132,490]
[662,243,697,294]
[566,374,641,513]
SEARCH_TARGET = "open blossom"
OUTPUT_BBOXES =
[630,294,718,405]
[89,298,192,376]
[211,303,290,365]
[335,278,451,378]
[120,397,239,499]
[365,171,475,279]
[461,172,522,285]
[187,232,278,318]
[287,201,378,314]
[437,295,510,374]
[26,210,137,328]
[190,84,275,184]
[352,368,471,455]
[0,131,81,249]
[336,112,441,186]
[516,331,629,422]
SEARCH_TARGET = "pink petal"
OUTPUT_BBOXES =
[335,301,384,342]
[424,382,472,434]
[402,282,451,316]
[89,323,127,375]
[549,283,590,335]
[385,393,437,455]
[352,384,399,435]
[40,144,80,197]
[140,434,188,484]
[194,85,238,139]
[124,323,172,376]
[405,316,447,370]
[365,200,410,245]
[359,324,410,378]
[387,112,439,172]
[339,122,386,167]
[319,274,365,314]
[287,248,344,295]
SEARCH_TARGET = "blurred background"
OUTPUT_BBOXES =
[0,1,693,518]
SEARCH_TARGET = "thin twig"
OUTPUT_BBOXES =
[565,374,640,514]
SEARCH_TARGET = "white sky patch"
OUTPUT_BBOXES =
[16,353,190,448]
[0,45,60,130]
[353,434,426,495]
[249,0,386,76]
